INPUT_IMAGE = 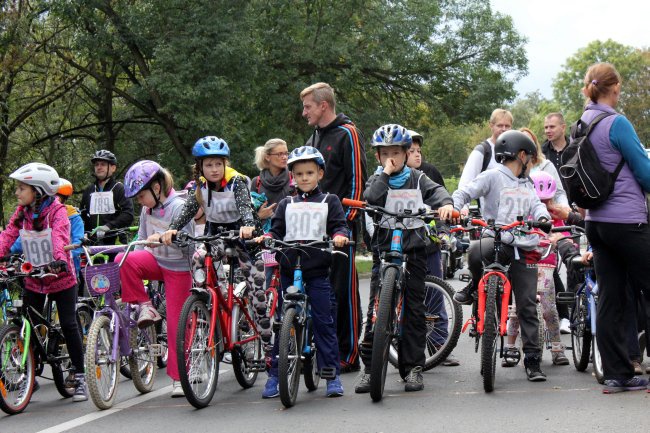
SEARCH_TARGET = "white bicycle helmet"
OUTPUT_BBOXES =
[10,163,60,197]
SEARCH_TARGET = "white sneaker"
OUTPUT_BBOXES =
[223,353,232,364]
[559,318,571,334]
[171,380,184,398]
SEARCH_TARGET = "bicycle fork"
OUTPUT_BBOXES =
[477,272,511,336]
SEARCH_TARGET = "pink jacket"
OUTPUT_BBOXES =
[0,199,77,293]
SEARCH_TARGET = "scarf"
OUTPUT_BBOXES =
[257,168,293,205]
[375,165,411,189]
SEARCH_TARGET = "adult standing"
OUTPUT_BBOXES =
[541,113,570,191]
[578,62,650,393]
[301,82,367,372]
[80,150,134,245]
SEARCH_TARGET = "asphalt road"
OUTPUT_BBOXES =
[2,276,649,433]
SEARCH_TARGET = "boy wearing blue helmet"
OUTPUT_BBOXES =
[357,124,454,394]
[255,145,350,398]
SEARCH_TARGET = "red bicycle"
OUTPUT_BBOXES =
[174,229,276,408]
[454,217,547,392]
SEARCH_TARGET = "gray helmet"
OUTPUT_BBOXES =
[10,163,60,196]
[91,149,117,165]
[494,130,537,163]
[407,130,423,144]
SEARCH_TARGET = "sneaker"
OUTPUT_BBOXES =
[453,283,473,305]
[355,373,371,394]
[552,351,570,366]
[631,360,643,375]
[262,376,279,398]
[72,374,88,402]
[171,381,184,398]
[404,366,424,392]
[137,303,162,329]
[32,379,41,393]
[602,376,648,394]
[222,352,232,364]
[326,376,344,397]
[646,365,650,375]
[441,355,460,367]
[524,354,547,382]
[559,318,571,334]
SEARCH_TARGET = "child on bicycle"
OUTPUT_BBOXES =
[357,124,454,393]
[115,160,194,398]
[161,136,271,354]
[503,171,569,367]
[253,146,349,398]
[0,163,87,401]
[452,130,551,381]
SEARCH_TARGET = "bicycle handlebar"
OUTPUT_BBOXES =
[341,198,460,220]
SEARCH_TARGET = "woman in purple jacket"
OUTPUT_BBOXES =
[579,63,650,394]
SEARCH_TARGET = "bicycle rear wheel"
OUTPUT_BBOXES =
[85,315,119,410]
[0,324,35,415]
[231,299,261,389]
[129,324,158,393]
[177,294,220,409]
[156,317,168,368]
[51,331,76,398]
[278,307,302,408]
[370,266,398,402]
[571,292,591,371]
[303,318,320,391]
[481,275,499,393]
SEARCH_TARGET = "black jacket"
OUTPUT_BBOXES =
[268,187,348,279]
[541,135,571,190]
[306,114,367,222]
[80,177,134,244]
[420,161,445,188]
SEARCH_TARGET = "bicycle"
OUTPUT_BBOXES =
[453,217,548,392]
[0,260,79,414]
[343,198,458,402]
[260,237,348,408]
[0,255,22,326]
[174,229,269,409]
[77,239,162,410]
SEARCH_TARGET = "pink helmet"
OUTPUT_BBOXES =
[530,171,557,200]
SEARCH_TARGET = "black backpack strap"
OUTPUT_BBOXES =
[581,111,625,180]
[472,140,491,172]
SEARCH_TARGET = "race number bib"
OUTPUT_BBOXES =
[380,189,425,229]
[203,190,240,224]
[20,228,54,267]
[89,192,116,215]
[284,202,328,241]
[145,218,183,260]
[496,186,535,224]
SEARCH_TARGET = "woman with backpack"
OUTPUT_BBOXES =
[577,62,650,394]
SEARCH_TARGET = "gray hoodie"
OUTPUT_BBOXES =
[452,165,550,250]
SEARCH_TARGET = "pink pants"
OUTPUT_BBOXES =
[116,250,191,381]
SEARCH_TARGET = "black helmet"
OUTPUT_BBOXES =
[91,149,117,165]
[494,130,537,163]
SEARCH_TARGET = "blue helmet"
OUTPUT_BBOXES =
[287,146,325,170]
[192,136,230,158]
[372,124,412,148]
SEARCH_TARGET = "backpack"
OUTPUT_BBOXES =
[473,140,492,173]
[559,112,623,209]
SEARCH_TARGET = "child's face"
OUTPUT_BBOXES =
[377,146,407,171]
[201,157,226,183]
[15,182,36,207]
[406,143,422,169]
[135,182,162,208]
[291,160,323,192]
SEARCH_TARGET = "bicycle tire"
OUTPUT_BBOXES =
[441,253,449,280]
[536,301,545,362]
[370,266,398,402]
[177,294,220,409]
[481,275,499,393]
[303,318,320,391]
[51,332,75,399]
[387,276,462,371]
[85,315,119,410]
[278,307,301,408]
[0,324,35,415]
[571,292,591,371]
[129,323,157,393]
[592,333,605,384]
[156,317,168,368]
[231,300,260,389]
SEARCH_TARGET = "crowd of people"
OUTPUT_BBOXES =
[1,61,649,410]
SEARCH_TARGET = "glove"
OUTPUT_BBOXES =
[95,225,110,239]
[47,260,68,274]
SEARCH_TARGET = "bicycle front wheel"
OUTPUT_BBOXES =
[177,294,220,409]
[0,324,35,415]
[481,275,499,393]
[278,307,302,408]
[571,292,591,371]
[129,324,158,393]
[370,266,398,402]
[85,315,119,410]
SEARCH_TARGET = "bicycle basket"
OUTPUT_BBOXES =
[261,251,278,267]
[83,262,121,296]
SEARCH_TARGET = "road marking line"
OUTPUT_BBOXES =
[37,370,230,433]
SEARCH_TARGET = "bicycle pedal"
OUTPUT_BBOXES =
[284,292,306,302]
[556,292,576,305]
[319,367,336,380]
[248,359,267,372]
[147,343,163,357]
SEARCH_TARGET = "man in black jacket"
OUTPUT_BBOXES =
[80,150,134,245]
[301,82,367,372]
[541,112,570,191]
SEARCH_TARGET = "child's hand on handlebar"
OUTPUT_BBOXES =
[160,229,177,245]
[253,235,267,244]
[240,226,255,239]
[333,235,349,248]
[145,233,162,248]
[581,251,593,265]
